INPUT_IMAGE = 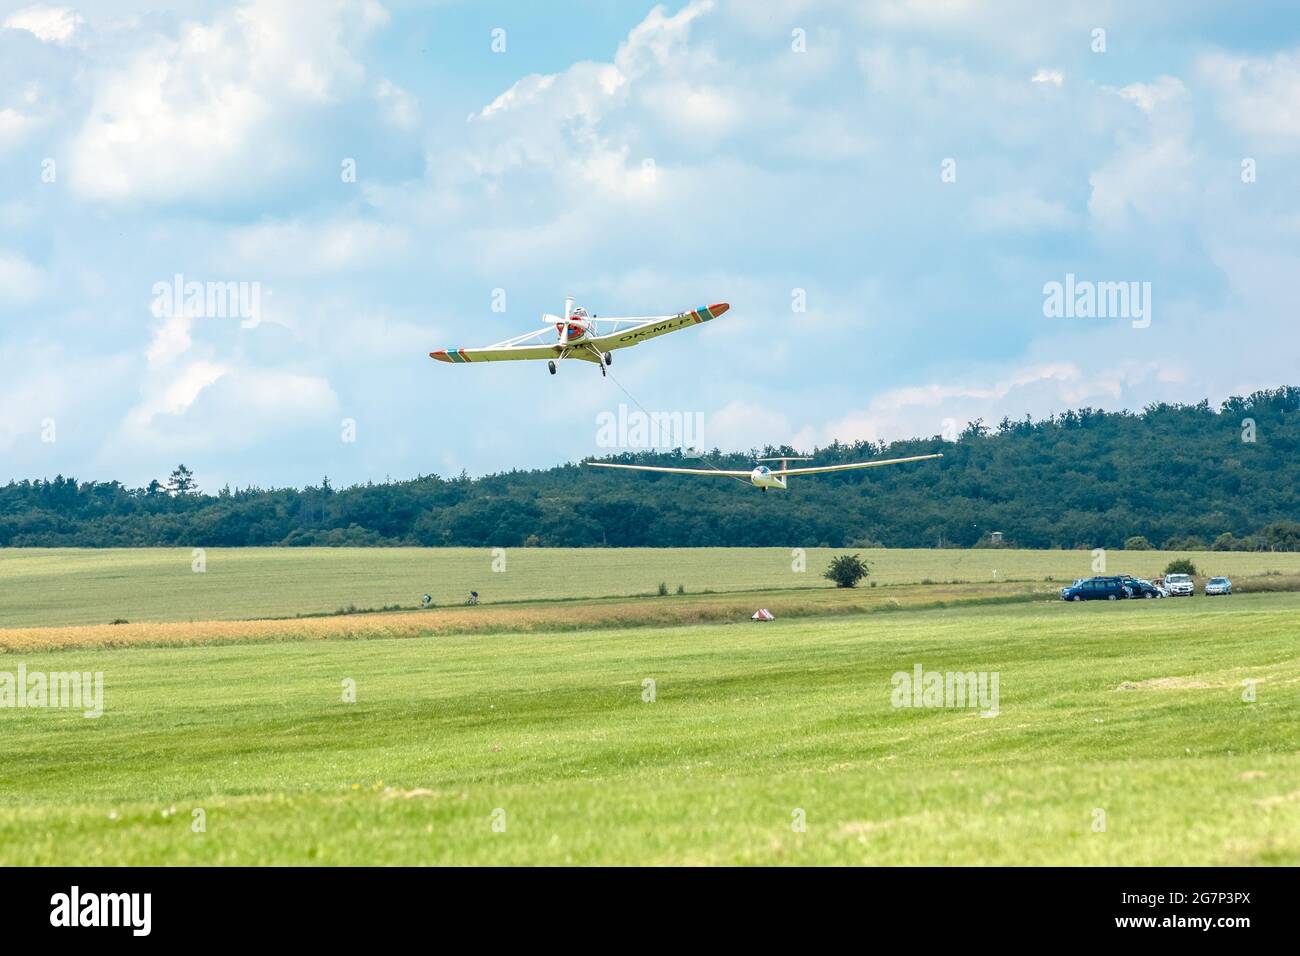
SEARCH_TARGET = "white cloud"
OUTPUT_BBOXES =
[0,345,129,454]
[144,360,229,422]
[0,251,46,304]
[375,79,419,130]
[1031,68,1063,87]
[2,4,83,45]
[640,81,740,134]
[1088,77,1194,231]
[224,217,409,275]
[822,362,1099,445]
[455,0,714,191]
[145,314,193,367]
[972,190,1074,232]
[706,400,818,452]
[1199,49,1300,140]
[0,107,38,152]
[67,0,387,202]
[117,364,337,456]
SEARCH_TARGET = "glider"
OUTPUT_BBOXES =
[584,453,944,491]
[429,296,730,376]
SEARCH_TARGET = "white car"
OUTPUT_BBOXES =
[1163,573,1195,597]
[1204,576,1232,596]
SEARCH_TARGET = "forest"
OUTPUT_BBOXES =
[2,388,1298,550]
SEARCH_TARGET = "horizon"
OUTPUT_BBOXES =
[8,384,1296,493]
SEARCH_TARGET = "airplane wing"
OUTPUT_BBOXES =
[583,462,752,477]
[772,453,944,476]
[587,303,729,352]
[429,326,583,364]
[429,344,562,364]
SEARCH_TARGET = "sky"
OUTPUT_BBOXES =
[2,0,1300,491]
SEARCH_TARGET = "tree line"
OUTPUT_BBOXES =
[2,388,1298,550]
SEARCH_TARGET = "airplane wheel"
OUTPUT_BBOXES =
[604,352,612,366]
[548,360,556,375]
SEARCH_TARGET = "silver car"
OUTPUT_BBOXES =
[1163,573,1195,597]
[1204,576,1232,596]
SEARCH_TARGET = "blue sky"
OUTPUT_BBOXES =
[3,0,1300,491]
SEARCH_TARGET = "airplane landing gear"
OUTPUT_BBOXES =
[604,352,612,366]
[548,360,557,375]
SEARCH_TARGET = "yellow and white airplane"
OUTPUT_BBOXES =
[585,453,943,491]
[429,297,730,376]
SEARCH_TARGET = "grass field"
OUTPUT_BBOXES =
[3,546,1298,628]
[2,590,1298,865]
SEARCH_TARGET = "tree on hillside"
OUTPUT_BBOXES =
[1164,558,1199,576]
[166,464,197,496]
[3,388,1300,548]
[1124,536,1153,550]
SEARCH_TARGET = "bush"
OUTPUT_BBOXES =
[1212,532,1237,551]
[1124,535,1153,550]
[657,582,668,596]
[675,584,685,595]
[1164,558,1199,576]
[823,553,869,588]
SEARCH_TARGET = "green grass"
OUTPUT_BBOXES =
[3,545,1296,627]
[3,593,1298,865]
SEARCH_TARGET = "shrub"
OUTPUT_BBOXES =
[657,582,668,596]
[1124,535,1153,551]
[823,553,869,588]
[1164,558,1199,576]
[675,584,685,595]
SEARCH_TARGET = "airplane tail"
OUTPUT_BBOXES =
[755,455,811,488]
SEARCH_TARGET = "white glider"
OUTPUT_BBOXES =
[585,453,943,491]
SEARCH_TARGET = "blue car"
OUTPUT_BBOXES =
[1061,577,1129,601]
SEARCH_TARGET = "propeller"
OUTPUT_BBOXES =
[561,295,575,345]
[542,296,590,346]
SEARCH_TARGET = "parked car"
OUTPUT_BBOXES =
[1060,577,1130,601]
[1204,576,1232,596]
[1163,573,1195,597]
[1060,578,1086,599]
[1123,578,1165,599]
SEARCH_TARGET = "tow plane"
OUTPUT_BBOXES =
[585,452,944,491]
[429,296,730,376]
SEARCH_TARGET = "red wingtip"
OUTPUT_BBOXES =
[430,350,450,362]
[709,302,730,317]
